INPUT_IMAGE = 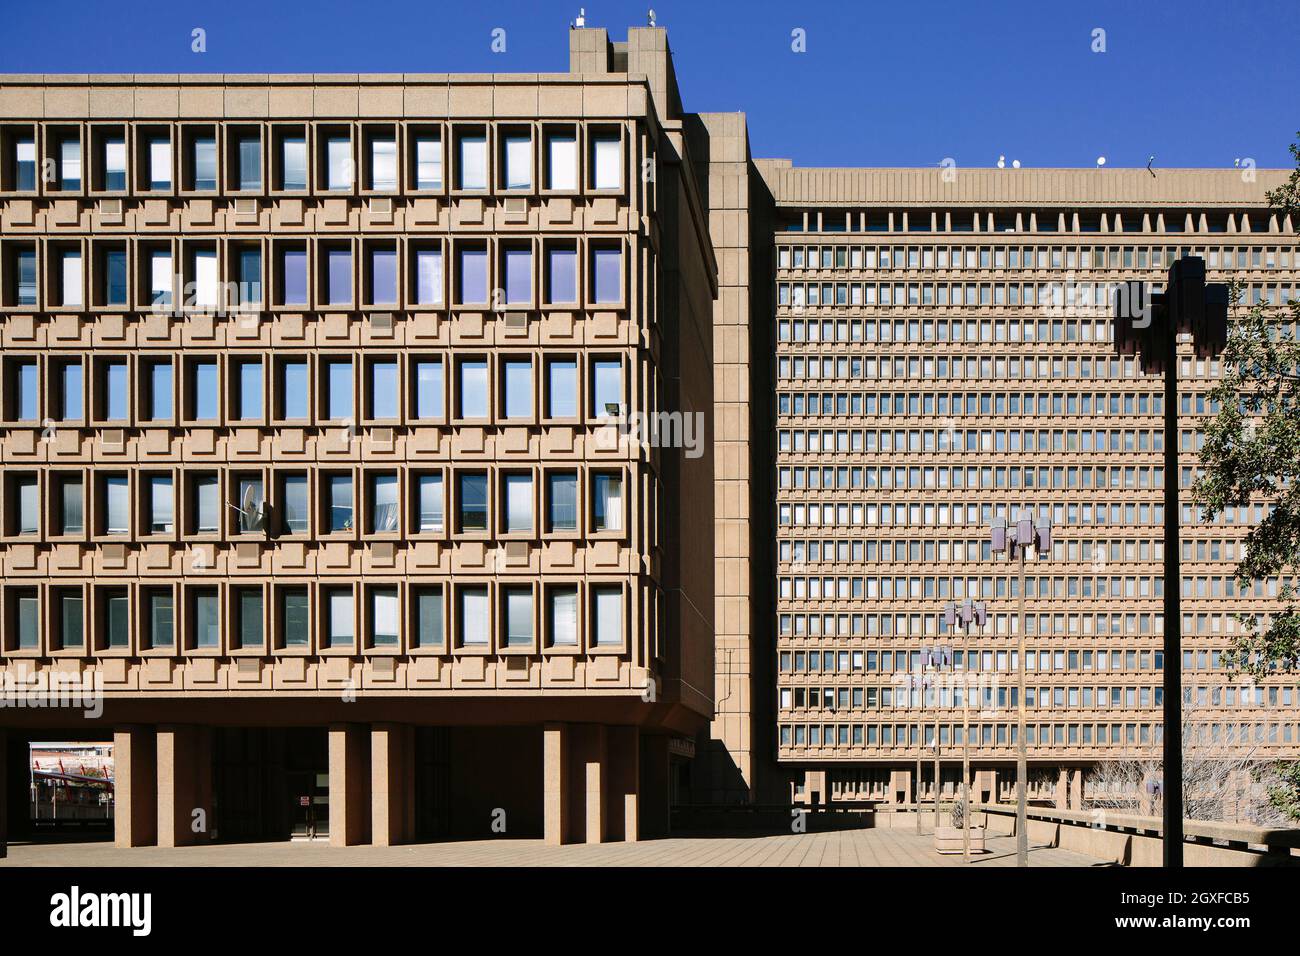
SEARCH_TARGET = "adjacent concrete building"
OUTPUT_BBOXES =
[1,22,1298,850]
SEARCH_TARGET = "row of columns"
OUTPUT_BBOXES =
[114,724,214,848]
[326,723,415,847]
[544,723,655,844]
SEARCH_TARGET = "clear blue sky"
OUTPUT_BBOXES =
[3,0,1296,170]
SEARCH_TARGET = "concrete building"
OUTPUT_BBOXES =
[0,26,724,849]
[1,22,1298,850]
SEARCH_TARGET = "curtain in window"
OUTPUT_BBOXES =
[149,250,172,306]
[459,587,489,645]
[238,249,262,306]
[18,479,38,534]
[17,250,37,305]
[61,251,82,306]
[370,138,397,191]
[593,473,622,531]
[415,248,443,305]
[372,475,398,532]
[106,477,129,534]
[195,592,219,648]
[326,137,351,191]
[593,587,622,646]
[547,133,577,190]
[193,137,217,190]
[150,476,174,532]
[458,135,487,190]
[415,588,442,648]
[196,476,219,532]
[418,474,443,532]
[504,136,531,189]
[372,589,399,646]
[282,137,307,190]
[61,479,84,534]
[238,137,261,190]
[415,136,441,189]
[549,588,578,646]
[16,139,36,190]
[148,138,171,190]
[283,588,308,646]
[505,588,532,646]
[104,139,126,190]
[327,589,354,647]
[505,474,532,533]
[592,136,620,189]
[60,138,81,189]
[192,249,218,307]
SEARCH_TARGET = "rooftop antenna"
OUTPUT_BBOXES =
[1096,156,1106,167]
[997,155,1005,169]
[573,7,586,28]
[1147,155,1156,178]
[648,9,656,26]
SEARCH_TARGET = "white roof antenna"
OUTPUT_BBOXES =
[648,9,657,26]
[574,7,586,28]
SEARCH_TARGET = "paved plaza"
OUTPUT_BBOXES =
[0,829,1104,867]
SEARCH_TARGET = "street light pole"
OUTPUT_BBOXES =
[1016,541,1027,867]
[1113,256,1227,868]
[946,600,982,863]
[992,510,1051,867]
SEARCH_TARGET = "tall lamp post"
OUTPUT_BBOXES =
[1113,256,1227,868]
[922,644,953,836]
[944,599,987,864]
[990,509,1052,867]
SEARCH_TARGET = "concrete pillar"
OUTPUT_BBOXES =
[893,768,912,805]
[1070,768,1084,810]
[606,726,639,842]
[1055,767,1069,810]
[328,723,369,847]
[114,726,157,847]
[543,723,569,845]
[582,724,607,845]
[639,733,670,839]
[157,725,212,847]
[371,723,414,847]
